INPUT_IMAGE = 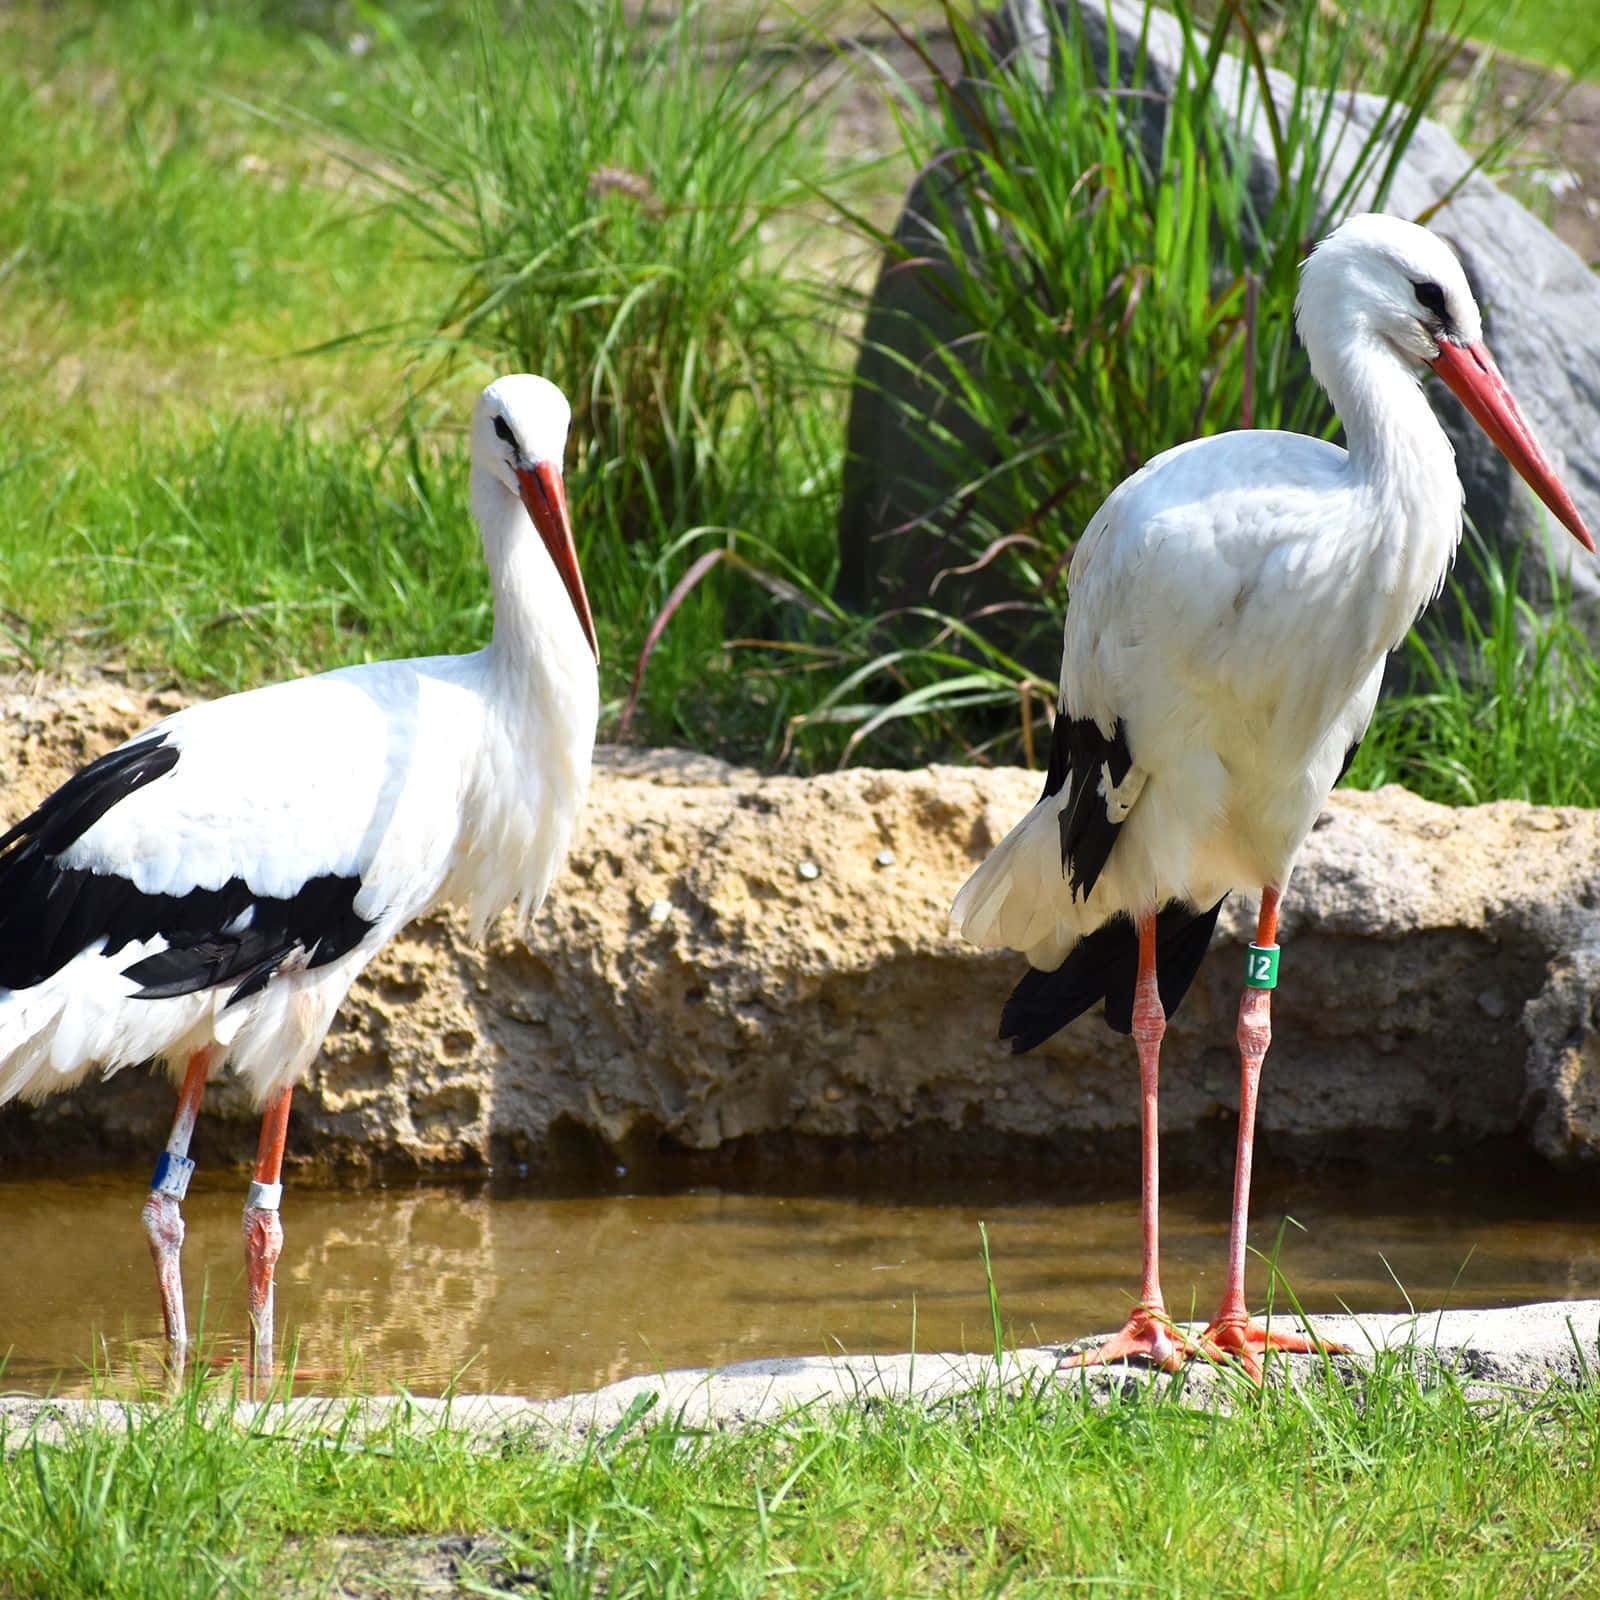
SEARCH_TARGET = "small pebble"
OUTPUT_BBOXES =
[796,859,821,881]
[874,849,896,869]
[647,898,672,925]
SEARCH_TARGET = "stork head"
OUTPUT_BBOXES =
[472,375,600,661]
[1297,212,1593,553]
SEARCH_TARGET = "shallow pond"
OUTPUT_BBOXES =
[3,1165,1597,1397]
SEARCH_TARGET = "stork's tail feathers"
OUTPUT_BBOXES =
[949,786,1076,962]
[999,896,1227,1054]
[950,711,1145,968]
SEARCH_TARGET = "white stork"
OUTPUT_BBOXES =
[0,374,599,1384]
[951,213,1594,1378]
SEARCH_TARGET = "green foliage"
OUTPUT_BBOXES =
[302,0,853,743]
[1347,529,1600,805]
[2,413,494,688]
[771,0,1472,766]
[329,0,841,537]
[2,1352,1599,1597]
[1,0,1596,793]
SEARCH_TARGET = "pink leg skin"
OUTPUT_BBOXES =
[243,1087,292,1397]
[1200,888,1345,1381]
[141,1193,187,1344]
[1061,913,1199,1374]
[141,1047,214,1360]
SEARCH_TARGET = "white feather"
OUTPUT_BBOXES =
[0,374,598,1109]
[952,216,1491,968]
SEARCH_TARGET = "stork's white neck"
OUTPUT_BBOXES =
[1318,329,1465,638]
[471,465,598,724]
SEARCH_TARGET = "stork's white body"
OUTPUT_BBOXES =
[948,213,1593,1377]
[0,649,594,1106]
[954,223,1472,972]
[0,375,598,1111]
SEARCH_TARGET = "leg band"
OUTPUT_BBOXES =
[247,1180,283,1212]
[1245,943,1279,989]
[151,1150,196,1200]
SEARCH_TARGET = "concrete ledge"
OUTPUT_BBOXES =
[6,1299,1596,1454]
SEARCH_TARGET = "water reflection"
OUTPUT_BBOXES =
[3,1167,1597,1398]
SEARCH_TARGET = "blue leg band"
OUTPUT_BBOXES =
[151,1150,196,1201]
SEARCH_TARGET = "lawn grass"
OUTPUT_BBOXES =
[0,0,860,742]
[1,1356,1597,1598]
[0,0,463,688]
[1463,0,1600,77]
[1,0,1597,782]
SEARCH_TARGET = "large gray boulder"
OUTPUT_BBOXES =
[838,0,1600,648]
[5,677,1600,1177]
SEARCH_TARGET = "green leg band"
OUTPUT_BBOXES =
[1245,943,1280,989]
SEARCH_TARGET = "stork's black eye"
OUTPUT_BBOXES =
[1413,280,1449,320]
[492,416,516,447]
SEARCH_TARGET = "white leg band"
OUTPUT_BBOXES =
[247,1180,283,1212]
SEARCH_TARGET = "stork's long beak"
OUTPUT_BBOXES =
[1429,339,1595,555]
[518,462,599,661]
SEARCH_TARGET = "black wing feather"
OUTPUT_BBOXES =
[0,732,374,1002]
[1037,713,1135,903]
[999,896,1227,1053]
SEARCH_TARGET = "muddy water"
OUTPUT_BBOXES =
[3,1167,1598,1398]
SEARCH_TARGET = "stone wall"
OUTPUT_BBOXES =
[4,676,1600,1176]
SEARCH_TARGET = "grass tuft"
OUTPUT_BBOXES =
[1346,528,1600,805]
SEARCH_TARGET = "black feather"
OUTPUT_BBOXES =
[0,733,374,1001]
[1336,737,1361,785]
[0,737,177,989]
[1037,713,1135,903]
[999,896,1227,1053]
[0,738,177,859]
[118,872,372,1000]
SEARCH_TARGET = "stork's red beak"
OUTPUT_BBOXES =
[1429,339,1594,555]
[518,462,599,661]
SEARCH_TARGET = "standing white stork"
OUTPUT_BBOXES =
[951,214,1594,1378]
[0,374,599,1386]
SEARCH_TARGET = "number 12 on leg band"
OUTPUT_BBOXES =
[1245,944,1279,989]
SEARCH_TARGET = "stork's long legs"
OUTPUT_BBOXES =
[1060,912,1197,1373]
[1201,887,1340,1379]
[141,1046,216,1362]
[243,1086,292,1394]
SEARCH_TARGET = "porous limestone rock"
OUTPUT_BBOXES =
[3,673,1600,1173]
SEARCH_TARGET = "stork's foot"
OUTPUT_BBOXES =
[243,1197,284,1395]
[1199,1312,1346,1382]
[1058,1306,1197,1374]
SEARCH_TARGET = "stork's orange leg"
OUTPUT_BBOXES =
[1200,887,1344,1380]
[141,1046,216,1361]
[1060,912,1199,1374]
[243,1086,292,1395]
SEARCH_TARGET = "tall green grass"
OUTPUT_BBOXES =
[1347,531,1600,805]
[296,0,856,743]
[762,0,1484,767]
